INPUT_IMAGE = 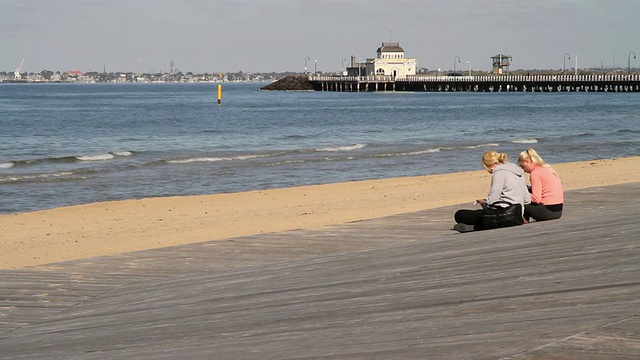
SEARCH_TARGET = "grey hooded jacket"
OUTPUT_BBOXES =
[485,162,531,208]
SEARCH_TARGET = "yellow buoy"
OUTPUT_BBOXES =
[217,84,222,104]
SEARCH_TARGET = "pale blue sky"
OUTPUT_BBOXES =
[2,0,639,74]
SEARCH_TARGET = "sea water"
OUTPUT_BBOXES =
[1,82,638,214]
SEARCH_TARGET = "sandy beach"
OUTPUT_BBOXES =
[1,156,639,269]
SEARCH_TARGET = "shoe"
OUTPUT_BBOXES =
[453,223,475,233]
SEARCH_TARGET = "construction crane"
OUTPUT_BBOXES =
[14,59,25,80]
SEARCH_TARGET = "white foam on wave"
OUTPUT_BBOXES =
[168,153,271,164]
[0,171,75,183]
[465,143,500,149]
[234,154,270,160]
[168,157,228,164]
[375,147,441,157]
[112,151,133,156]
[316,144,366,152]
[0,162,14,169]
[512,139,538,144]
[76,153,115,161]
[326,156,356,161]
[405,147,441,156]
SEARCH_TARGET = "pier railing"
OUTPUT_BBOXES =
[310,75,395,83]
[310,74,640,83]
[308,74,640,92]
[400,74,640,82]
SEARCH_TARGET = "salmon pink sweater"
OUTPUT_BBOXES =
[529,165,564,205]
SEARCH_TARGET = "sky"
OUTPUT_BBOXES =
[2,0,639,74]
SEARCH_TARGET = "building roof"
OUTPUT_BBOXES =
[377,42,404,53]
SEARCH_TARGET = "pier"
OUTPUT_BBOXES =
[309,74,640,92]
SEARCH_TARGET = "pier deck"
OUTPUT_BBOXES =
[311,74,640,92]
[1,183,639,359]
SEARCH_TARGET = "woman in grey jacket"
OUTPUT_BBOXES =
[453,150,531,232]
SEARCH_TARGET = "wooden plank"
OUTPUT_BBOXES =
[0,183,638,359]
[513,316,640,359]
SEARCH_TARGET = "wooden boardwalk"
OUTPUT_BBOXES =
[1,183,639,359]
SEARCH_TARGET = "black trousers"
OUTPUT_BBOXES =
[524,203,563,222]
[454,209,484,230]
[455,203,526,231]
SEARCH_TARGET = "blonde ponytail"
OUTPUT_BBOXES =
[482,150,508,170]
[519,148,556,174]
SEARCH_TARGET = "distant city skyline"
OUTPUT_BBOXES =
[2,0,640,74]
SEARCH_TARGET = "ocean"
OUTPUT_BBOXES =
[1,82,639,214]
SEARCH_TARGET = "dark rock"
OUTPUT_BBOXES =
[260,76,314,91]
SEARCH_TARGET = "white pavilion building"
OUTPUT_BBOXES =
[367,42,416,77]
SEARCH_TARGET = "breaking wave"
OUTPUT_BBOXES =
[316,144,367,152]
[512,139,538,144]
[6,150,134,167]
[166,153,275,164]
[76,153,115,161]
[0,171,81,184]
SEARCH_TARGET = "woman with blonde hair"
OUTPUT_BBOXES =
[518,148,564,222]
[453,150,531,232]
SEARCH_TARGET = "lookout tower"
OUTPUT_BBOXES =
[491,54,512,75]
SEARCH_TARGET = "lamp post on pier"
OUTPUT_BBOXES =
[453,56,460,73]
[304,56,310,75]
[628,51,637,74]
[314,59,317,75]
[467,60,471,76]
[563,53,571,74]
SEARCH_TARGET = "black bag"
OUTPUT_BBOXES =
[481,201,524,229]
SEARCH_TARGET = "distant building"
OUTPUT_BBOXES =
[369,42,416,77]
[346,42,417,78]
[491,54,512,75]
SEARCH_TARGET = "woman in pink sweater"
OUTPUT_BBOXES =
[518,148,564,222]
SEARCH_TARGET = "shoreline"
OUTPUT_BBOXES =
[1,156,639,270]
